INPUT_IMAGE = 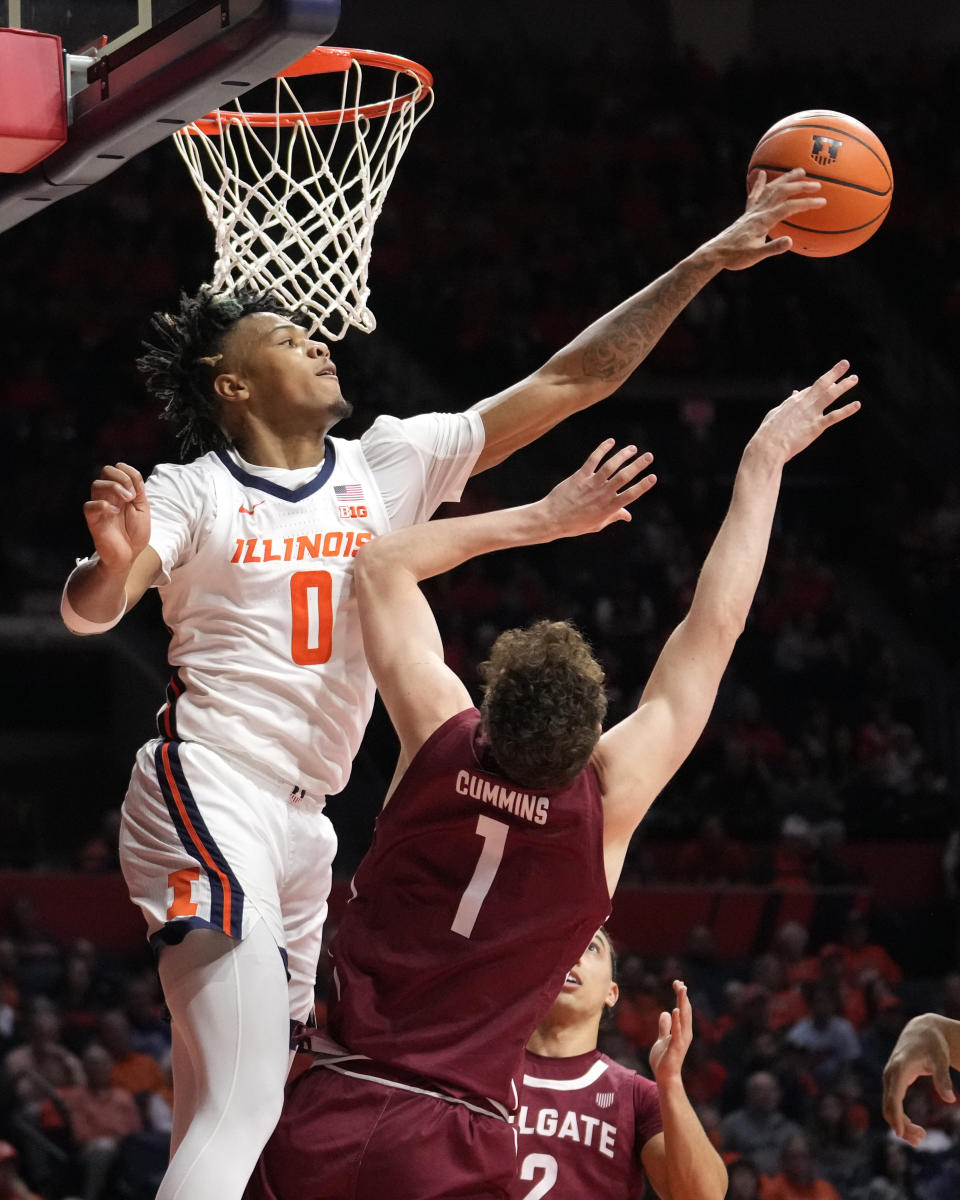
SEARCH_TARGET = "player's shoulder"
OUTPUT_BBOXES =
[596,1052,658,1099]
[357,410,474,452]
[146,450,222,488]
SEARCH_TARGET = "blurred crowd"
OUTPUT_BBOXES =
[2,885,960,1200]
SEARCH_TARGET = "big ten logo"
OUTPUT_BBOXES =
[810,135,843,167]
[338,504,368,519]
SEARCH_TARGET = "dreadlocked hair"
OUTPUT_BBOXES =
[137,286,311,460]
[479,619,606,789]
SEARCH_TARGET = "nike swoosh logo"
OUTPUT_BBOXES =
[238,502,264,515]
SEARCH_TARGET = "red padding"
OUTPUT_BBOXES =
[0,28,67,173]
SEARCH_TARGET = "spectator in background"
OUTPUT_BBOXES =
[97,1012,168,1109]
[816,945,868,1031]
[4,1001,84,1107]
[720,1070,801,1176]
[75,811,122,875]
[44,1043,142,1200]
[773,923,821,990]
[0,1142,40,1200]
[726,1157,762,1200]
[856,1139,916,1200]
[716,986,774,1072]
[750,955,807,1034]
[760,1132,842,1200]
[0,943,17,1058]
[615,956,666,1052]
[679,924,736,1021]
[804,1089,867,1197]
[59,953,110,1056]
[676,815,750,885]
[3,899,63,1000]
[838,913,903,988]
[786,983,861,1089]
[768,816,817,890]
[719,1030,811,1126]
[121,974,171,1065]
[859,993,908,1105]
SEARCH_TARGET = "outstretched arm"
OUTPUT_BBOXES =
[883,1014,960,1145]
[61,463,161,632]
[470,169,825,473]
[355,442,656,770]
[643,982,727,1200]
[595,362,860,888]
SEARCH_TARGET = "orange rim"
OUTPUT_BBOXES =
[185,46,433,135]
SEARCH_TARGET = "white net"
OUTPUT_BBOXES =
[173,53,434,339]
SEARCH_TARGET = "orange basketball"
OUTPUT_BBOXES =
[746,110,893,257]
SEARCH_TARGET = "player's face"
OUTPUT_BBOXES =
[222,312,352,429]
[554,930,618,1019]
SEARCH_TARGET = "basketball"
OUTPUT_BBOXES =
[746,110,893,257]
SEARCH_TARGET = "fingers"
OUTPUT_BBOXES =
[586,443,657,504]
[598,443,642,479]
[115,462,147,496]
[775,195,828,219]
[747,168,767,202]
[900,1120,928,1148]
[583,438,618,474]
[762,167,819,194]
[657,1010,671,1039]
[614,471,658,510]
[92,463,145,509]
[882,1060,914,1137]
[932,1063,957,1105]
[818,359,852,386]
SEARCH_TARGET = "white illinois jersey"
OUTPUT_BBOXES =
[511,1049,663,1199]
[142,410,483,798]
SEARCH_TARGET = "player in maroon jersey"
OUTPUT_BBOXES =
[248,361,860,1200]
[514,928,725,1199]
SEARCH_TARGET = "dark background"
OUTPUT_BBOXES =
[2,2,960,1197]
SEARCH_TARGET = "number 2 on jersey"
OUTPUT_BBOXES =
[290,570,333,665]
[451,815,508,938]
[518,1154,558,1199]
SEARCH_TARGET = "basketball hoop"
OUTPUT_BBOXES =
[173,47,434,340]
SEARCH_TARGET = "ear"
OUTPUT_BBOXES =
[213,371,249,404]
[605,980,619,1011]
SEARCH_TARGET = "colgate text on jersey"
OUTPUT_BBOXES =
[513,1106,618,1158]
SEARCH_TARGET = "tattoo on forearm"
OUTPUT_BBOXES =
[581,262,706,382]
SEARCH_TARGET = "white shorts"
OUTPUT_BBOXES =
[119,737,337,1022]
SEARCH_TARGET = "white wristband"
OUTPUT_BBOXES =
[61,563,128,634]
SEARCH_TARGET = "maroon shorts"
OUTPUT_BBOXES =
[246,1064,516,1200]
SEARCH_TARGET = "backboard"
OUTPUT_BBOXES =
[0,0,340,233]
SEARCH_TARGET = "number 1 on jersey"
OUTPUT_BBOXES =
[451,815,508,938]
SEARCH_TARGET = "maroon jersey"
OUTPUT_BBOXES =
[326,708,609,1110]
[511,1049,663,1199]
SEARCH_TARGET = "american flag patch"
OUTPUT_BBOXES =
[595,1091,615,1108]
[334,483,365,502]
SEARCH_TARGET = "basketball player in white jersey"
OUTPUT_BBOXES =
[514,928,724,1200]
[60,169,825,1200]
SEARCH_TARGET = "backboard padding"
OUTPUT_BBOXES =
[0,0,340,232]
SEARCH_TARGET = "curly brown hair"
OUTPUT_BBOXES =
[479,620,606,788]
